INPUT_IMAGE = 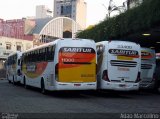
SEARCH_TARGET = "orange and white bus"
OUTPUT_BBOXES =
[21,38,97,93]
[6,51,22,84]
[96,41,141,91]
[140,47,156,89]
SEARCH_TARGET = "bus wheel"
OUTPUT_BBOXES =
[41,79,46,94]
[24,77,28,89]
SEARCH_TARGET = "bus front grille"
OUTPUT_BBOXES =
[110,60,137,67]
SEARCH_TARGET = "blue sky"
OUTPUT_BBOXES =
[0,0,125,27]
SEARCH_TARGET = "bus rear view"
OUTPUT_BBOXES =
[56,39,97,90]
[140,47,156,89]
[6,51,22,84]
[97,41,141,91]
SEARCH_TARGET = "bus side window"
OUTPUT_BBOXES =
[48,46,52,61]
[52,45,55,60]
[47,46,52,61]
[31,52,34,62]
[7,58,9,65]
[28,53,31,63]
[42,48,45,61]
[30,52,32,62]
[18,59,20,65]
[50,46,55,61]
[29,53,31,63]
[40,49,43,61]
[25,54,28,63]
[12,56,14,64]
[37,50,40,62]
[32,51,35,62]
[35,50,38,62]
[45,47,48,61]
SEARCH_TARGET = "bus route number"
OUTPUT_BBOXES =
[62,58,75,62]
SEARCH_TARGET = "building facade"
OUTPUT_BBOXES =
[53,0,86,29]
[0,36,33,70]
[0,18,34,70]
[0,18,34,59]
[36,5,53,19]
[0,17,82,49]
[0,19,33,40]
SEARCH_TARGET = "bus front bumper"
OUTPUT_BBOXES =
[101,81,139,91]
[47,82,97,91]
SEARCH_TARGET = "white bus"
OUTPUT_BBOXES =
[140,47,156,89]
[96,41,141,91]
[21,38,97,93]
[6,51,22,84]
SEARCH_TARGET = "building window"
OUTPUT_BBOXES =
[61,6,64,15]
[16,42,23,51]
[17,45,21,51]
[6,43,11,50]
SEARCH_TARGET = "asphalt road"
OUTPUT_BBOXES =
[0,79,160,119]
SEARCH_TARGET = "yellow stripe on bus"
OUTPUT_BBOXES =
[117,56,133,60]
[59,64,96,83]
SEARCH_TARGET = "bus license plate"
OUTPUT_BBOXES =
[74,84,81,86]
[119,84,126,87]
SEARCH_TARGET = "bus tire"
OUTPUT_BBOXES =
[24,77,28,89]
[41,78,46,94]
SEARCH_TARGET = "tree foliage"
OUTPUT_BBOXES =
[76,0,160,42]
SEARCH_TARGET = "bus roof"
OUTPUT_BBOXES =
[96,40,140,46]
[23,38,95,54]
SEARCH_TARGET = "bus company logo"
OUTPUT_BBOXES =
[109,49,139,58]
[61,47,95,53]
[141,51,153,59]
